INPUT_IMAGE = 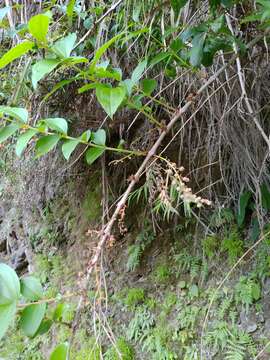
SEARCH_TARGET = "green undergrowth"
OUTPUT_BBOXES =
[104,222,270,359]
[2,218,270,359]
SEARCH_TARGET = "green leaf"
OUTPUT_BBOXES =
[0,124,20,144]
[261,184,270,210]
[28,14,49,43]
[93,67,122,81]
[35,135,60,157]
[96,85,126,119]
[251,283,261,301]
[80,130,91,142]
[0,263,20,305]
[149,52,170,67]
[67,0,76,19]
[210,15,225,33]
[61,56,88,66]
[189,284,199,298]
[20,276,43,301]
[51,33,76,59]
[20,303,46,338]
[15,129,37,157]
[50,343,69,360]
[0,7,10,22]
[131,59,147,84]
[132,3,142,22]
[0,41,34,70]
[0,106,28,123]
[122,79,134,96]
[221,0,233,7]
[35,319,53,336]
[62,139,79,160]
[44,118,68,134]
[201,36,231,67]
[209,0,221,10]
[53,303,67,321]
[0,302,16,340]
[43,77,78,102]
[190,33,206,67]
[170,38,184,53]
[86,147,105,165]
[141,79,157,96]
[78,83,99,94]
[93,129,106,146]
[91,33,123,69]
[63,131,92,161]
[237,191,252,227]
[32,59,60,89]
[171,0,189,16]
[251,217,260,242]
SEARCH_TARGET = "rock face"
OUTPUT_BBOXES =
[239,310,258,333]
[0,205,29,274]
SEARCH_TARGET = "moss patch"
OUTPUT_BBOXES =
[82,172,102,222]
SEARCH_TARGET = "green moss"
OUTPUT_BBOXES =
[145,296,157,310]
[221,227,243,264]
[154,264,171,282]
[56,326,71,343]
[162,292,177,313]
[124,288,145,308]
[34,254,52,283]
[82,172,102,221]
[71,332,102,360]
[105,338,135,360]
[202,235,219,258]
[0,328,45,360]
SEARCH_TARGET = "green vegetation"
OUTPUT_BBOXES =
[1,0,270,359]
[123,288,146,308]
[105,338,135,360]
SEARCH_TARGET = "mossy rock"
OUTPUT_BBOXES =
[82,172,102,221]
[105,338,135,360]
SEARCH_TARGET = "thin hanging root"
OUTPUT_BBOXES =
[225,14,270,151]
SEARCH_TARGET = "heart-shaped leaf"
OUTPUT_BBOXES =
[50,343,69,360]
[32,59,60,89]
[44,118,68,134]
[86,147,105,165]
[0,124,20,144]
[96,85,126,119]
[20,276,43,301]
[15,129,37,157]
[0,302,16,340]
[0,263,20,305]
[28,14,50,43]
[35,319,53,336]
[190,33,206,67]
[35,135,60,157]
[0,106,28,123]
[141,79,157,96]
[80,130,91,142]
[51,33,76,59]
[62,139,79,160]
[19,303,46,337]
[93,129,106,146]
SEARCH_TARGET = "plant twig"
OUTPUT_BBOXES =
[225,14,270,151]
[75,0,124,49]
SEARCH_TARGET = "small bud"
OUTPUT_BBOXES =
[182,177,190,182]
